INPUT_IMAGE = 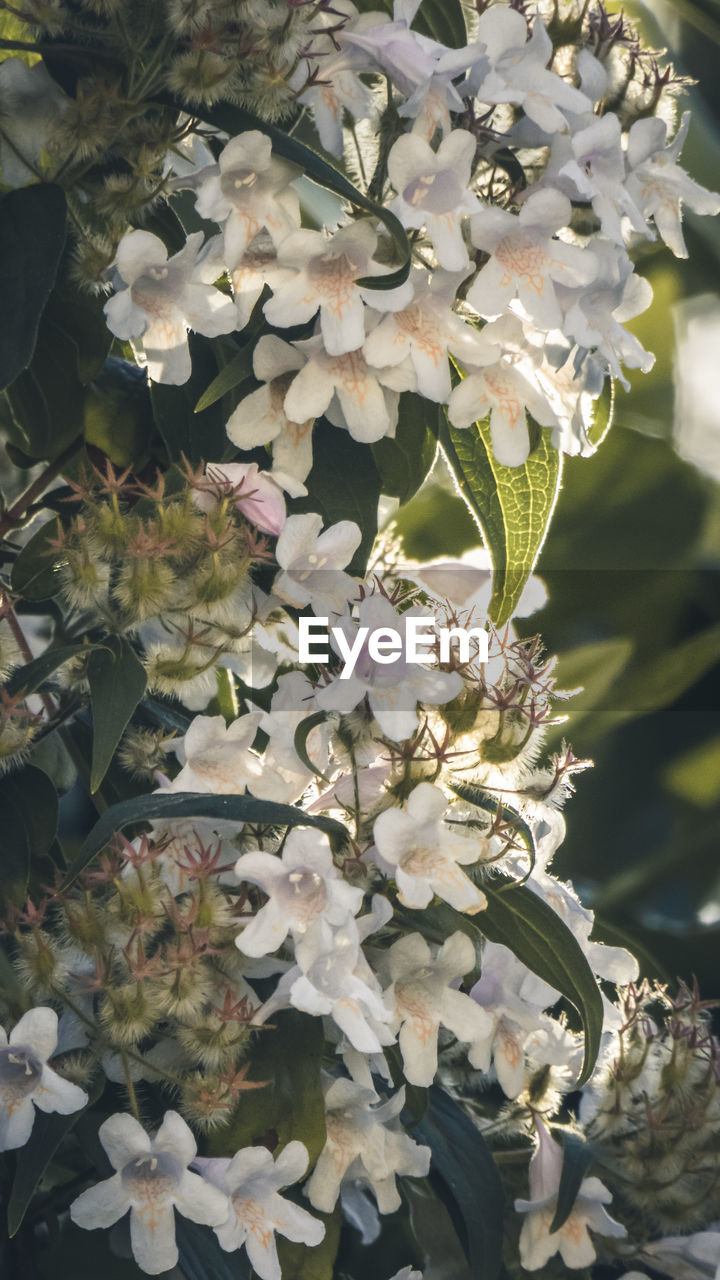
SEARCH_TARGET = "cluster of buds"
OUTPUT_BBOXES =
[53,458,271,703]
[585,980,720,1237]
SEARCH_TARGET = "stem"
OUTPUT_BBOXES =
[2,598,57,719]
[0,438,82,543]
[121,1052,141,1121]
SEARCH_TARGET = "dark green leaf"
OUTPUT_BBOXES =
[150,332,230,464]
[293,711,330,781]
[291,418,381,575]
[277,1207,342,1280]
[88,637,147,793]
[65,790,349,886]
[209,1010,327,1164]
[439,408,562,626]
[372,392,438,504]
[0,184,66,391]
[194,344,254,413]
[0,764,58,860]
[9,516,64,601]
[481,878,604,1086]
[549,1131,595,1234]
[83,356,154,470]
[3,311,86,460]
[5,643,95,700]
[447,779,535,885]
[196,101,411,292]
[8,1073,103,1237]
[176,1219,252,1280]
[0,781,30,907]
[414,1086,504,1280]
[608,622,720,721]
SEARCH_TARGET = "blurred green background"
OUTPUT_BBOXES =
[397,0,720,995]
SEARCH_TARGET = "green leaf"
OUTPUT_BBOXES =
[150,332,230,464]
[372,392,438,505]
[481,878,604,1087]
[209,1011,327,1164]
[439,409,562,626]
[291,417,381,575]
[83,356,154,470]
[549,636,634,735]
[9,516,64,601]
[0,764,58,860]
[176,1219,252,1280]
[87,636,147,793]
[588,377,614,449]
[65,791,349,886]
[293,710,330,782]
[0,779,30,907]
[447,779,535,885]
[5,643,96,700]
[414,1086,504,1280]
[0,184,66,392]
[608,622,720,721]
[549,1131,595,1234]
[8,1072,103,1237]
[277,1207,342,1280]
[194,343,254,413]
[196,101,411,292]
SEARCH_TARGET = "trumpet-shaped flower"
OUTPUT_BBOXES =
[386,932,492,1086]
[467,942,558,1097]
[194,130,301,268]
[306,1076,431,1214]
[104,230,236,385]
[274,513,360,616]
[373,781,487,913]
[194,1142,324,1280]
[225,335,314,486]
[625,112,720,259]
[468,190,597,331]
[642,1231,720,1280]
[561,241,654,390]
[168,712,264,794]
[547,113,648,245]
[0,1007,87,1151]
[234,826,363,957]
[388,130,481,272]
[193,460,288,535]
[470,10,591,133]
[515,1120,626,1270]
[314,595,462,740]
[229,229,298,330]
[363,269,488,401]
[264,222,413,356]
[283,334,415,444]
[71,1111,229,1276]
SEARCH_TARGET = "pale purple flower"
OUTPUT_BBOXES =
[625,112,720,259]
[0,1007,87,1151]
[194,130,301,268]
[388,130,481,272]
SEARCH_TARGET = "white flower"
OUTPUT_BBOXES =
[373,781,487,914]
[263,221,413,357]
[385,932,492,1086]
[515,1119,626,1270]
[234,826,363,957]
[167,712,264,794]
[194,1142,324,1280]
[103,230,236,385]
[193,461,288,535]
[194,131,301,268]
[257,901,395,1054]
[306,1076,431,1214]
[341,0,465,101]
[546,113,648,244]
[0,1007,87,1151]
[363,268,487,401]
[283,334,415,444]
[625,112,720,259]
[471,10,591,133]
[468,190,597,331]
[229,229,298,330]
[561,241,654,390]
[388,1270,424,1280]
[467,942,558,1098]
[314,595,462,740]
[255,671,330,802]
[292,3,376,156]
[447,321,558,467]
[274,513,360,616]
[388,130,481,272]
[225,335,315,486]
[642,1231,720,1280]
[71,1111,229,1276]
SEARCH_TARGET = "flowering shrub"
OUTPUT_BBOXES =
[0,0,719,1277]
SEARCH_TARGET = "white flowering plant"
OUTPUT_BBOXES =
[0,0,719,1277]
